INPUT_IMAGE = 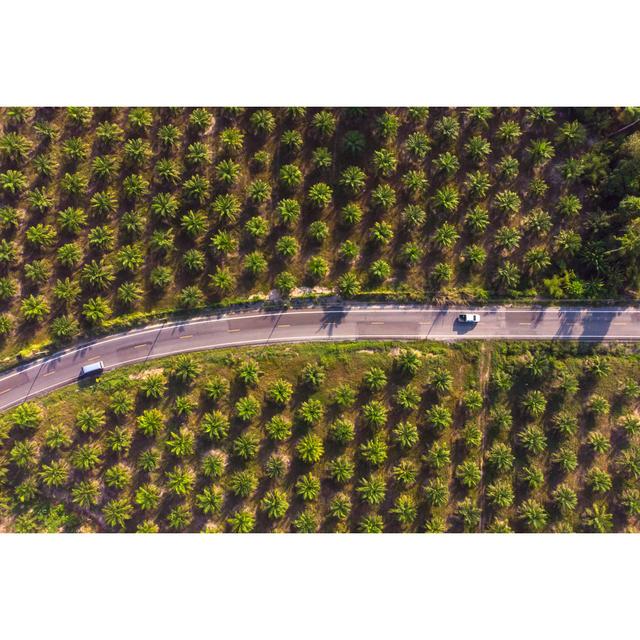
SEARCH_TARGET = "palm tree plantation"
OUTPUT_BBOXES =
[2,107,640,533]
[1,339,639,532]
[0,107,640,363]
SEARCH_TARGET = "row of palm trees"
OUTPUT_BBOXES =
[0,106,615,354]
[3,340,637,532]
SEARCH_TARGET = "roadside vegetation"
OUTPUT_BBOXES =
[1,339,639,532]
[1,107,640,363]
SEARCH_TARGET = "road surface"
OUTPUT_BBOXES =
[0,304,639,411]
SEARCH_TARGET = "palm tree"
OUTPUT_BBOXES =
[297,399,324,426]
[76,407,106,434]
[486,443,514,473]
[307,256,329,281]
[424,477,449,507]
[307,182,333,209]
[228,509,256,533]
[58,207,87,235]
[329,493,351,521]
[235,396,260,422]
[201,411,230,440]
[583,503,613,533]
[391,494,417,528]
[312,110,336,138]
[342,130,366,155]
[172,354,201,385]
[357,475,386,505]
[360,436,388,467]
[494,189,521,215]
[328,419,355,446]
[392,460,417,487]
[276,198,301,227]
[82,296,111,325]
[203,376,229,403]
[521,390,547,419]
[519,499,548,532]
[70,443,102,471]
[328,456,355,484]
[426,404,452,431]
[25,223,57,249]
[405,131,431,159]
[81,259,114,290]
[21,294,50,323]
[11,402,42,429]
[373,149,397,176]
[392,421,419,449]
[183,174,210,205]
[293,510,318,533]
[587,468,612,494]
[87,225,115,252]
[394,385,420,411]
[165,466,195,497]
[486,480,514,509]
[117,282,142,307]
[339,166,367,194]
[456,460,481,488]
[267,379,293,406]
[363,367,387,392]
[275,235,299,260]
[166,429,196,458]
[296,473,321,501]
[433,151,460,176]
[519,425,547,455]
[90,189,117,216]
[104,464,131,490]
[117,244,145,273]
[9,440,37,468]
[103,499,133,530]
[527,138,556,165]
[371,184,396,210]
[201,453,226,480]
[394,351,421,378]
[279,163,303,191]
[135,483,161,512]
[136,408,164,436]
[363,400,388,428]
[337,272,362,298]
[250,109,276,135]
[0,169,28,195]
[265,416,292,442]
[233,434,259,461]
[553,484,577,515]
[457,498,481,532]
[27,187,54,213]
[424,441,451,470]
[71,480,100,509]
[192,486,222,517]
[261,489,289,520]
[359,514,384,533]
[106,426,132,454]
[178,286,205,309]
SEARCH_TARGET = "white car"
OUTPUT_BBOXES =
[458,313,480,324]
[80,361,104,377]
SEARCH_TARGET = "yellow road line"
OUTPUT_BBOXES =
[179,335,193,339]
[370,321,385,325]
[133,343,148,349]
[278,324,290,328]
[228,328,240,333]
[42,370,56,377]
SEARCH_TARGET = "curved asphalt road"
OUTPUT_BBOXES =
[0,304,639,411]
